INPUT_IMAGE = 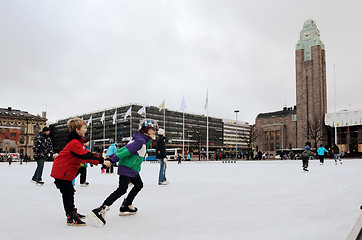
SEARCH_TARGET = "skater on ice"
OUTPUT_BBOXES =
[31,126,53,185]
[300,142,315,171]
[50,118,104,226]
[89,119,158,227]
[317,144,329,165]
[156,128,168,185]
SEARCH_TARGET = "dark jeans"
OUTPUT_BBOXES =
[32,157,45,182]
[77,167,87,184]
[54,179,75,215]
[319,155,325,164]
[302,157,309,169]
[103,174,143,206]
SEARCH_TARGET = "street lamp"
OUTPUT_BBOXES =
[234,110,239,159]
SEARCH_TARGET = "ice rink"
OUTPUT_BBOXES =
[1,159,361,240]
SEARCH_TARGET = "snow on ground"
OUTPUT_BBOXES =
[1,159,361,240]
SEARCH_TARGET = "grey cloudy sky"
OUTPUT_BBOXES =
[1,0,361,124]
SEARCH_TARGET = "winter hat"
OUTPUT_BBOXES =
[42,126,50,132]
[158,128,165,135]
[304,145,310,150]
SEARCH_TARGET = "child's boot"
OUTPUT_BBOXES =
[75,208,86,219]
[88,205,110,227]
[119,199,138,216]
[66,211,86,226]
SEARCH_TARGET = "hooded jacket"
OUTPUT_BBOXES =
[155,135,166,159]
[108,132,152,177]
[50,132,103,181]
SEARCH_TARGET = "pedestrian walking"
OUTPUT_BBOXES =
[317,144,329,165]
[89,119,158,227]
[156,128,168,185]
[31,126,53,185]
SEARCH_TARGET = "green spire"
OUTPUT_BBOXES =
[296,19,325,61]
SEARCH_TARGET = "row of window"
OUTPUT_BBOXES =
[265,131,280,140]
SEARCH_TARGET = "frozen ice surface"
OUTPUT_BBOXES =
[1,159,361,240]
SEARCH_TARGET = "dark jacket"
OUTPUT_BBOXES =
[155,135,166,159]
[50,132,103,181]
[301,149,315,159]
[33,132,53,160]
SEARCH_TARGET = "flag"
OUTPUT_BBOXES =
[158,99,165,111]
[112,110,117,125]
[205,90,208,110]
[137,105,146,116]
[180,96,186,111]
[124,106,132,120]
[100,112,105,124]
[87,115,92,127]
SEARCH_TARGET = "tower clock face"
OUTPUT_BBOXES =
[303,31,312,40]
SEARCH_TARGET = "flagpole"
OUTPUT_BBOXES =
[90,116,92,152]
[183,111,185,160]
[163,108,166,130]
[206,89,209,161]
[130,111,132,139]
[103,112,105,152]
[115,110,117,143]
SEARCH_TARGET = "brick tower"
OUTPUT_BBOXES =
[295,19,327,148]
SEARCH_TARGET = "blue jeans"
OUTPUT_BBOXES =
[334,154,341,162]
[158,159,167,183]
[32,157,45,182]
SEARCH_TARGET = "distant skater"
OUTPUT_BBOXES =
[301,142,315,172]
[317,144,329,165]
[332,144,342,165]
[156,128,168,185]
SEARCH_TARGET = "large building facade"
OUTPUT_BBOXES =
[254,19,328,156]
[295,19,327,148]
[0,107,47,158]
[50,104,252,159]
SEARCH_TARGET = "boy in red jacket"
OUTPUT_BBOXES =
[51,118,104,226]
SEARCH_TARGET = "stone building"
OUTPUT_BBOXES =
[254,19,327,156]
[0,107,47,158]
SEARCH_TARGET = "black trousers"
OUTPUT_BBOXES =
[76,167,87,184]
[103,174,143,207]
[54,179,75,215]
[301,157,309,169]
[319,155,325,164]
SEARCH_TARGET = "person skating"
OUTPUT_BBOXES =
[317,144,329,165]
[156,128,168,185]
[332,144,342,165]
[301,142,315,171]
[89,119,158,227]
[31,126,53,185]
[105,142,118,173]
[50,118,104,226]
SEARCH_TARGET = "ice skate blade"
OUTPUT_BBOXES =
[119,212,137,216]
[87,212,105,227]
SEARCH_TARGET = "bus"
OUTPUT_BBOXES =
[145,148,182,161]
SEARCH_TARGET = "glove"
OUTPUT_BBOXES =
[163,158,168,162]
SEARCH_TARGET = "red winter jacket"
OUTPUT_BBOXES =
[51,132,103,181]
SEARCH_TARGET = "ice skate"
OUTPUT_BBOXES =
[75,208,85,219]
[119,199,138,216]
[80,182,89,187]
[66,211,86,226]
[158,180,169,185]
[88,205,110,227]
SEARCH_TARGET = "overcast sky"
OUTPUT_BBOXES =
[1,0,361,124]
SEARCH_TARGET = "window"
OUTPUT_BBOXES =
[270,131,275,140]
[34,125,40,134]
[265,131,269,140]
[265,143,269,151]
[275,131,280,140]
[270,143,274,151]
[20,136,25,144]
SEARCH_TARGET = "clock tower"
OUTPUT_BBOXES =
[295,19,327,148]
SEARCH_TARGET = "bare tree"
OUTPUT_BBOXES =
[301,116,328,148]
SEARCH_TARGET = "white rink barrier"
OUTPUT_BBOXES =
[345,211,362,240]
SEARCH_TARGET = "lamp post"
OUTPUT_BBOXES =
[234,110,239,159]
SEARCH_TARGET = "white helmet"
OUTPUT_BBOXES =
[158,128,165,135]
